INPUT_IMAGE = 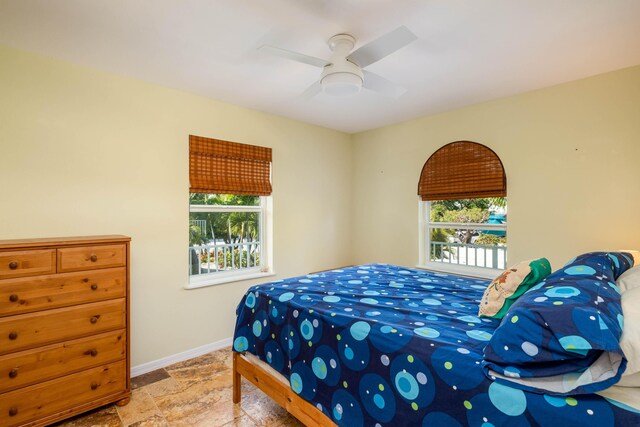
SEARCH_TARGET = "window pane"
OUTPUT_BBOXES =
[430,198,506,223]
[429,227,507,269]
[427,197,507,270]
[189,210,261,276]
[189,193,260,206]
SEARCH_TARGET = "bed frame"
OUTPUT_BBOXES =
[233,351,336,427]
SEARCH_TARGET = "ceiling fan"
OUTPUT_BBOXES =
[259,26,417,98]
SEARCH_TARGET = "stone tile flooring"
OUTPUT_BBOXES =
[53,347,304,427]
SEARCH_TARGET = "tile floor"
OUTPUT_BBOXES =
[53,347,304,427]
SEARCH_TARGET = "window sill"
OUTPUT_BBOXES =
[185,270,276,289]
[415,262,502,280]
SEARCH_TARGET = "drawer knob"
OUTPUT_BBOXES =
[9,368,18,378]
[8,261,18,270]
[84,349,98,357]
[9,407,18,417]
[90,316,99,324]
[91,382,99,390]
[90,254,98,262]
[91,284,98,290]
[8,331,18,340]
[9,294,19,302]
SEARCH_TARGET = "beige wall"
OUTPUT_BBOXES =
[0,45,353,366]
[2,42,639,367]
[352,65,640,269]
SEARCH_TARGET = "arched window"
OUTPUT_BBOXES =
[417,141,507,277]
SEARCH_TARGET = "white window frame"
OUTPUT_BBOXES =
[417,201,506,280]
[186,196,274,289]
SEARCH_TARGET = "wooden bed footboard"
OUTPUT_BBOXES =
[233,352,336,427]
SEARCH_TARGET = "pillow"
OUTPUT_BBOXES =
[617,286,640,386]
[619,249,640,267]
[617,265,640,293]
[482,251,635,395]
[478,257,551,319]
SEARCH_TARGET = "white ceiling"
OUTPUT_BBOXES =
[1,0,639,133]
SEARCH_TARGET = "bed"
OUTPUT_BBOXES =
[232,263,640,426]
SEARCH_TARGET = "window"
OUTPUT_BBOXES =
[189,194,271,283]
[188,135,273,288]
[417,141,507,278]
[420,198,507,275]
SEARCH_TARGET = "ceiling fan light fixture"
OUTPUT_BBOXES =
[259,26,416,99]
[321,72,363,96]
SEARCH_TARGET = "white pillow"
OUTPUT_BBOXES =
[617,265,640,293]
[618,286,640,386]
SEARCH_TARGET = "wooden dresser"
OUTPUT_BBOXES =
[0,236,131,427]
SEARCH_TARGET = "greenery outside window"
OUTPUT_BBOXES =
[419,198,507,278]
[188,193,272,288]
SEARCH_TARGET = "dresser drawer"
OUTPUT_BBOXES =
[0,299,125,355]
[0,267,126,317]
[0,250,56,279]
[0,330,125,394]
[0,361,126,427]
[57,245,125,272]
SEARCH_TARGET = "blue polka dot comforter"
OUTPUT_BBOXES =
[233,263,640,426]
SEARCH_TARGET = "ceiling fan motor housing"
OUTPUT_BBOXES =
[321,33,363,96]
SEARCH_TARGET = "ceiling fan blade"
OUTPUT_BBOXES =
[299,81,322,100]
[362,70,407,99]
[258,45,329,68]
[347,26,417,68]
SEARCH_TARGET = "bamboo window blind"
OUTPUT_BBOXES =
[418,141,506,201]
[189,135,272,196]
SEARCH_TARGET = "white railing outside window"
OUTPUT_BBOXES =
[429,242,507,270]
[189,241,261,275]
[418,202,507,279]
[430,242,507,269]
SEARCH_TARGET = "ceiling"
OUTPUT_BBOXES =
[1,0,639,133]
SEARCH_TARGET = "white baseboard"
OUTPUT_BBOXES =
[131,337,233,378]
